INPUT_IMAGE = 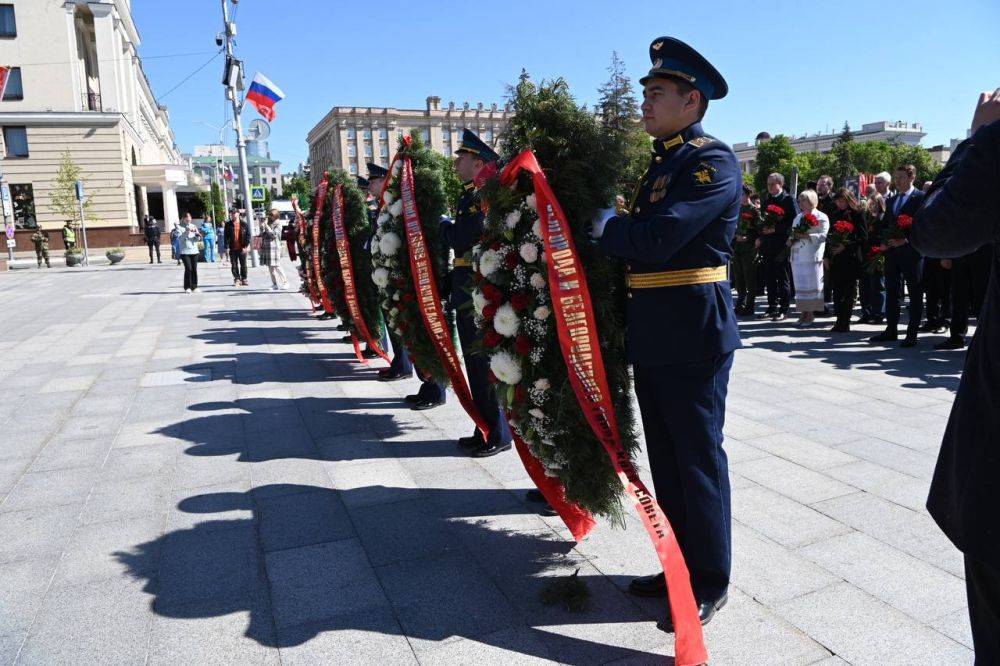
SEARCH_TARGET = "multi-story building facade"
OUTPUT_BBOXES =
[0,0,201,249]
[733,121,927,174]
[188,154,283,199]
[307,96,511,187]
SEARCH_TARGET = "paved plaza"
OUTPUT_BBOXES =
[0,260,976,664]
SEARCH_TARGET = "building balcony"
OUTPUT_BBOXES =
[83,92,102,112]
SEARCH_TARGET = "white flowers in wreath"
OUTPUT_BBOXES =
[529,272,546,290]
[489,350,523,385]
[493,303,520,338]
[472,289,487,316]
[388,199,403,218]
[519,242,539,264]
[504,209,521,230]
[478,249,502,278]
[372,267,390,288]
[378,232,402,256]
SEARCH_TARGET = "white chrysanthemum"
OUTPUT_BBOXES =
[372,268,389,288]
[519,242,539,264]
[479,249,501,277]
[533,306,551,321]
[504,209,521,229]
[529,272,546,290]
[472,289,487,316]
[526,194,537,211]
[534,378,551,391]
[392,292,400,301]
[489,350,522,385]
[493,303,520,338]
[388,200,403,217]
[378,232,402,256]
[377,212,391,226]
[383,190,395,206]
[529,408,546,420]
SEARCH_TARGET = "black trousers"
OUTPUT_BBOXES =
[966,555,1000,664]
[732,250,757,312]
[633,352,734,602]
[147,241,161,262]
[229,249,248,281]
[885,248,923,334]
[180,254,198,290]
[762,255,791,313]
[831,258,860,326]
[950,246,993,337]
[924,258,951,326]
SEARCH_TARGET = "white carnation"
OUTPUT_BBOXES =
[531,217,542,238]
[372,267,389,288]
[377,212,391,226]
[383,190,395,206]
[392,292,400,301]
[472,289,487,316]
[533,306,551,320]
[526,194,537,211]
[493,303,520,338]
[519,243,539,264]
[504,209,521,229]
[534,378,551,391]
[378,232,402,256]
[479,249,501,277]
[529,408,545,420]
[389,200,403,217]
[489,350,523,385]
[530,272,546,290]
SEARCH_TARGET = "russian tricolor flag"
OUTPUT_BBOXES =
[246,72,284,122]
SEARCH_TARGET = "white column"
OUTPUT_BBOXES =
[138,185,149,219]
[64,3,81,111]
[161,182,179,229]
[89,3,121,113]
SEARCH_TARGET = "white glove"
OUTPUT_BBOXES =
[591,206,617,239]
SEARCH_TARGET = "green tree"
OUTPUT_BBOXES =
[284,174,312,205]
[753,135,796,192]
[596,51,650,196]
[263,187,272,211]
[431,152,463,217]
[197,182,225,222]
[831,122,856,184]
[48,149,94,224]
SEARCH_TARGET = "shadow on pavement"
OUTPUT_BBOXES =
[114,483,672,663]
[198,309,316,323]
[179,350,388,385]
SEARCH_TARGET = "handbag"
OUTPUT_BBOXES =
[196,241,205,251]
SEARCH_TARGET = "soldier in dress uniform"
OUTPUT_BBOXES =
[592,36,741,627]
[911,93,1000,662]
[732,184,759,315]
[441,130,513,457]
[31,227,51,268]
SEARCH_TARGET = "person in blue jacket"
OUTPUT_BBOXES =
[200,215,217,262]
[910,90,1000,663]
[592,36,741,629]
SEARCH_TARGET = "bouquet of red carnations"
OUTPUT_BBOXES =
[789,212,821,240]
[865,245,886,274]
[827,219,855,248]
[736,206,760,240]
[887,213,913,240]
[762,203,785,230]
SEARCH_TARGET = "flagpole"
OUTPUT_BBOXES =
[220,0,259,267]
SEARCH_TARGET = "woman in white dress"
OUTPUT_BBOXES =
[787,189,829,326]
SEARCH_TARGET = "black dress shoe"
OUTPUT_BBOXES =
[869,331,898,343]
[361,348,379,359]
[757,311,777,320]
[628,572,666,597]
[377,371,409,382]
[659,592,730,632]
[933,336,965,350]
[856,315,872,325]
[830,323,849,333]
[411,397,445,411]
[900,335,918,348]
[404,393,422,404]
[771,312,787,322]
[471,441,512,457]
[336,323,349,331]
[317,313,333,320]
[339,334,353,342]
[918,322,935,333]
[526,488,548,503]
[870,317,885,325]
[458,435,481,450]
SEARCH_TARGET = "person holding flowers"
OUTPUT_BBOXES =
[827,188,868,332]
[757,173,797,321]
[869,164,926,347]
[787,190,829,327]
[732,184,760,316]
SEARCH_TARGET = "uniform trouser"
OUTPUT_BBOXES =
[923,258,951,326]
[453,290,511,446]
[966,555,1000,665]
[732,250,757,312]
[633,352,734,603]
[147,241,161,262]
[885,249,923,334]
[229,249,248,281]
[860,271,885,319]
[387,330,414,376]
[949,247,993,338]
[180,254,199,290]
[203,239,216,262]
[35,249,49,266]
[762,254,791,313]
[830,259,860,326]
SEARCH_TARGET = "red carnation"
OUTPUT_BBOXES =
[833,220,855,234]
[504,252,519,270]
[514,384,527,403]
[487,369,498,384]
[482,283,502,304]
[482,304,497,320]
[896,214,914,230]
[766,204,784,216]
[803,212,819,227]
[483,330,503,348]
[867,245,884,259]
[490,241,502,251]
[740,211,755,221]
[510,292,530,311]
[515,334,532,355]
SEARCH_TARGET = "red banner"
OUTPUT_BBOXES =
[331,184,391,364]
[294,202,320,309]
[397,139,489,441]
[501,150,707,666]
[511,434,596,541]
[311,175,333,314]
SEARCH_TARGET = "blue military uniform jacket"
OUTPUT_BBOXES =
[911,119,1000,568]
[600,122,742,365]
[441,181,483,304]
[364,196,379,253]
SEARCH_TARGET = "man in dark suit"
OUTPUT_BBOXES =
[224,209,250,286]
[869,164,925,347]
[910,89,1000,663]
[593,36,741,627]
[757,173,796,320]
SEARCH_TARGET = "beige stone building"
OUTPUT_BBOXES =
[307,96,511,188]
[0,0,201,248]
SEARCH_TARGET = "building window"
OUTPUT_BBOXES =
[0,5,15,38]
[363,145,372,158]
[379,145,388,158]
[346,128,355,139]
[11,183,35,228]
[347,144,356,157]
[272,177,277,184]
[3,126,28,157]
[484,130,493,142]
[349,163,357,175]
[362,129,371,139]
[420,129,430,142]
[2,67,22,100]
[378,129,387,140]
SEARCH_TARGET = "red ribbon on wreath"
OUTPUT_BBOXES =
[331,184,391,365]
[311,175,333,315]
[294,202,320,310]
[500,150,708,666]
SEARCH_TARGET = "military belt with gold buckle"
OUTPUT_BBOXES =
[626,265,728,289]
[453,257,472,268]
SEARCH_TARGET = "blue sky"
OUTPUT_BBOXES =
[136,0,1000,173]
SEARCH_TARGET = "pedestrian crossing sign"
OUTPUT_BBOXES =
[251,186,265,202]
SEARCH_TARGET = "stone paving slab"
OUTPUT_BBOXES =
[0,261,977,664]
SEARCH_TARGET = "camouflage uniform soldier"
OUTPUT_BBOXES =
[62,220,77,250]
[31,228,51,268]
